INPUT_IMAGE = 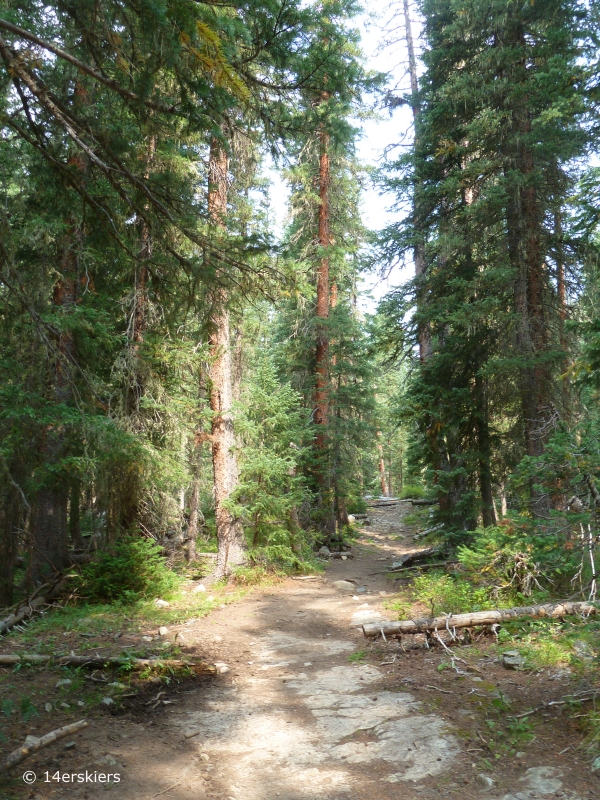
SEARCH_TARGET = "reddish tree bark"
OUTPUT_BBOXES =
[376,432,389,497]
[208,136,246,578]
[314,126,331,444]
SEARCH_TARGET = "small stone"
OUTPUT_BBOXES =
[347,515,356,524]
[592,756,600,773]
[304,662,312,666]
[213,635,223,643]
[502,650,526,670]
[101,697,115,706]
[55,679,72,688]
[332,580,355,592]
[356,586,367,594]
[200,753,210,762]
[141,635,154,642]
[341,555,347,560]
[214,661,230,674]
[193,583,207,593]
[45,703,53,713]
[573,640,594,661]
[318,546,331,556]
[159,626,169,636]
[108,682,127,690]
[77,701,85,707]
[60,702,71,709]
[476,774,494,788]
[154,599,170,608]
[64,741,76,750]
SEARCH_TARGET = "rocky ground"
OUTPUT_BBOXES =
[1,503,599,800]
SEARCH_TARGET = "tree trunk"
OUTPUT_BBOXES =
[500,479,508,516]
[403,0,431,362]
[31,144,85,584]
[128,133,156,417]
[69,480,83,550]
[376,432,389,497]
[187,478,199,562]
[555,209,569,413]
[314,125,331,448]
[208,136,246,578]
[30,487,69,582]
[313,116,335,537]
[0,486,22,606]
[503,28,552,513]
[474,374,496,527]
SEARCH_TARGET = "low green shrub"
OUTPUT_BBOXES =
[78,536,181,603]
[399,484,427,500]
[347,495,368,514]
[457,521,568,599]
[412,573,494,616]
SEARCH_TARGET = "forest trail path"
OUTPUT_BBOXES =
[23,504,596,800]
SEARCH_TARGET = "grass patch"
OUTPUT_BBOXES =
[382,597,413,619]
[348,649,367,663]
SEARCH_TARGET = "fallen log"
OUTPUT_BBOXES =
[390,561,455,575]
[0,573,76,634]
[411,499,437,506]
[362,601,598,639]
[388,547,441,570]
[0,653,217,672]
[0,719,88,773]
[0,596,48,635]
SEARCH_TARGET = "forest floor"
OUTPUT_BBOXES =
[1,503,600,800]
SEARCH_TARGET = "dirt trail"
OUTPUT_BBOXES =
[12,504,599,800]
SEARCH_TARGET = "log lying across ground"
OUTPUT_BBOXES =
[389,547,442,570]
[0,653,217,672]
[0,719,87,773]
[0,572,77,635]
[0,596,48,635]
[362,601,599,639]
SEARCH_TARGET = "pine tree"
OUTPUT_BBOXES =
[379,0,589,529]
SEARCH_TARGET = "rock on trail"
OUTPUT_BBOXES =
[174,631,458,798]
